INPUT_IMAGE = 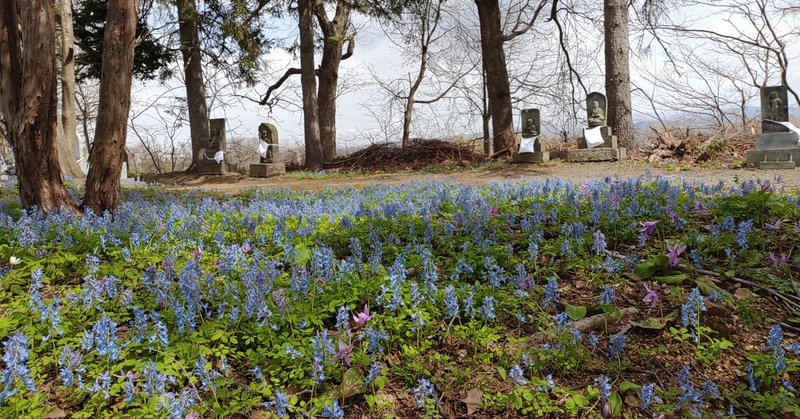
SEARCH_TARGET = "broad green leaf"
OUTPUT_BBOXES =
[609,392,622,416]
[619,380,641,392]
[634,317,668,330]
[654,274,687,285]
[566,304,587,321]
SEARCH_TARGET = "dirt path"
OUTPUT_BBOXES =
[158,161,800,193]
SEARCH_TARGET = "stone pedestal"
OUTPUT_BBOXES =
[197,162,230,175]
[759,161,796,170]
[756,132,798,149]
[250,163,286,177]
[512,139,549,163]
[567,147,626,162]
[569,126,624,162]
[512,151,549,163]
[746,149,800,167]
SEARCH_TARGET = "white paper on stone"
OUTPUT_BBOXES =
[257,140,273,158]
[518,135,538,154]
[583,127,605,148]
[762,120,800,143]
[213,151,224,164]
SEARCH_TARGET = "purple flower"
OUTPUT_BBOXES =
[639,221,658,235]
[643,283,659,307]
[765,219,782,230]
[666,242,686,268]
[769,252,789,264]
[332,340,352,366]
[353,304,372,324]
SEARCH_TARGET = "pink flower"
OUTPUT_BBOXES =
[332,340,352,366]
[668,210,678,224]
[192,246,203,260]
[765,219,782,231]
[489,206,500,217]
[643,283,659,307]
[666,242,686,268]
[769,252,789,264]
[353,304,372,324]
[694,201,708,214]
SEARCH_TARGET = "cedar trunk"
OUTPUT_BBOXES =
[59,0,86,179]
[315,1,351,161]
[83,0,136,213]
[177,0,211,171]
[0,0,78,213]
[317,42,343,161]
[604,0,634,150]
[299,0,323,170]
[474,0,516,157]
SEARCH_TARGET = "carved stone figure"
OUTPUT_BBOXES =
[520,108,540,138]
[760,86,789,133]
[258,123,279,163]
[585,92,607,128]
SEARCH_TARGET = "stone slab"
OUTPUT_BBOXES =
[756,132,799,150]
[250,163,286,177]
[759,161,796,170]
[566,147,622,162]
[761,86,789,133]
[511,151,549,163]
[578,128,617,149]
[746,149,800,167]
[196,162,229,175]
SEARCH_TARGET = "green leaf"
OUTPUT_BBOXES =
[633,262,657,280]
[654,274,687,285]
[609,392,622,416]
[619,380,641,393]
[339,368,365,400]
[695,276,722,295]
[566,305,587,321]
[633,317,668,330]
[497,366,507,380]
[604,308,622,323]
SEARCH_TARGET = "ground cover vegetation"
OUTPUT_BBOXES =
[0,175,799,418]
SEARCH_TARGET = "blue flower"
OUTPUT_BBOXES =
[543,277,560,309]
[321,400,344,419]
[481,296,496,321]
[537,374,555,392]
[444,285,459,320]
[413,378,437,408]
[89,371,111,399]
[588,332,599,348]
[744,363,760,391]
[554,312,570,333]
[592,230,607,255]
[594,376,611,400]
[265,390,289,418]
[609,333,626,359]
[365,362,383,385]
[509,364,527,385]
[640,383,658,409]
[766,324,783,352]
[599,285,615,305]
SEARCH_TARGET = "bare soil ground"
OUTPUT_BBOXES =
[154,161,800,193]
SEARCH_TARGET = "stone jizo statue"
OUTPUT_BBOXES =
[588,100,605,127]
[769,91,782,111]
[524,118,538,137]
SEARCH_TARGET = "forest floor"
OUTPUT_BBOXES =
[154,160,800,193]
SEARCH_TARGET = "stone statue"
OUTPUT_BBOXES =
[520,108,540,139]
[209,127,221,149]
[257,123,278,163]
[769,91,782,111]
[523,118,538,137]
[588,100,605,127]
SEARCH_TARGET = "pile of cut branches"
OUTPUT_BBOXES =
[324,139,488,171]
[643,128,755,164]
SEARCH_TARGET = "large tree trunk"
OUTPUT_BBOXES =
[299,0,323,170]
[83,0,137,213]
[315,1,351,161]
[0,0,79,213]
[58,0,85,179]
[177,0,210,172]
[0,118,12,167]
[604,0,634,150]
[474,0,515,157]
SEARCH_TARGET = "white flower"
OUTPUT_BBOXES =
[9,256,20,266]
